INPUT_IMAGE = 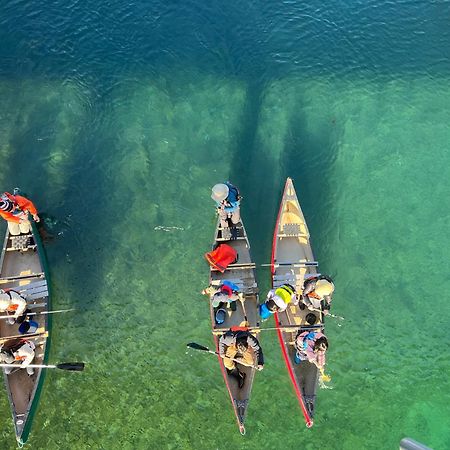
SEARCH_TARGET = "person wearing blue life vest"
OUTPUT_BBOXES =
[211,182,241,229]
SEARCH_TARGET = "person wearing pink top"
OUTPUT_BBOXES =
[294,331,328,369]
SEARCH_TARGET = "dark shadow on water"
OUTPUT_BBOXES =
[228,82,338,286]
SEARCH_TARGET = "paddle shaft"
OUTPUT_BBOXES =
[193,347,257,369]
[0,363,58,369]
[310,308,344,320]
[0,309,74,320]
[0,331,47,343]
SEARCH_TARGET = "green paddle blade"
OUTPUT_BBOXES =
[186,342,210,352]
[56,362,85,371]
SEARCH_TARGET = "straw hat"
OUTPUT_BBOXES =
[211,184,229,202]
[315,279,334,298]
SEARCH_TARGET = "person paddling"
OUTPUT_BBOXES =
[211,182,241,231]
[219,330,264,388]
[294,331,328,369]
[300,276,335,316]
[0,338,36,376]
[0,191,40,236]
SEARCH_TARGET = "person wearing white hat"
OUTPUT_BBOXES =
[300,275,335,315]
[0,191,40,236]
[211,181,241,231]
[0,339,36,375]
[0,289,27,324]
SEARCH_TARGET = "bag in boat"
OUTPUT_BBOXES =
[204,244,237,273]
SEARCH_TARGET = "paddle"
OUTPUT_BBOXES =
[186,342,257,369]
[0,362,84,371]
[319,368,331,383]
[238,293,249,327]
[310,308,344,321]
[0,331,47,343]
[0,308,75,320]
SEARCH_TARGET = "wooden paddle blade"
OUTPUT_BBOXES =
[186,342,209,352]
[56,362,85,371]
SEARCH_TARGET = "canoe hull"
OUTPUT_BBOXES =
[0,220,51,445]
[208,218,260,434]
[271,178,323,427]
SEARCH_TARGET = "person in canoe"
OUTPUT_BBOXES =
[0,338,36,375]
[202,281,242,325]
[0,289,27,325]
[294,331,328,369]
[0,191,40,236]
[259,284,298,320]
[219,330,264,388]
[300,275,335,316]
[211,182,241,236]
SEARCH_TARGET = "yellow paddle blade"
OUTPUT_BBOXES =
[239,320,249,328]
[321,373,331,383]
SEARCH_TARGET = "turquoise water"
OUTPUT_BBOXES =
[1,1,450,449]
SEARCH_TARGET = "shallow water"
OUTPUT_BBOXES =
[0,1,450,449]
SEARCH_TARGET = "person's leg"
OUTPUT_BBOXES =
[4,367,12,375]
[230,207,240,225]
[224,347,237,371]
[26,366,34,376]
[7,221,20,236]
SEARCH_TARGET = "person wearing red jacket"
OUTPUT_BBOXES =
[0,192,40,235]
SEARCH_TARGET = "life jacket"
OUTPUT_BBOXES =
[267,284,296,312]
[204,244,237,273]
[3,290,22,312]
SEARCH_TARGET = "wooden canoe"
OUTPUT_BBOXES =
[0,219,51,446]
[208,217,260,435]
[271,177,324,428]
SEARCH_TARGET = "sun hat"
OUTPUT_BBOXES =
[211,184,229,202]
[315,279,334,298]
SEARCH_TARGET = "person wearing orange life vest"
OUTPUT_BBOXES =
[0,289,27,325]
[0,191,40,236]
[259,284,298,320]
[0,338,36,375]
[300,276,335,316]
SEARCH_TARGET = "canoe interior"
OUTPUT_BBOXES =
[0,226,50,444]
[209,219,260,433]
[272,178,323,421]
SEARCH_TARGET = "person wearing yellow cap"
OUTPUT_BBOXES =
[0,191,40,236]
[211,182,241,231]
[300,275,335,315]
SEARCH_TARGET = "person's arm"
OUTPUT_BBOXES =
[16,342,35,367]
[16,195,39,222]
[219,333,234,357]
[247,335,264,369]
[10,291,27,318]
[0,210,20,223]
